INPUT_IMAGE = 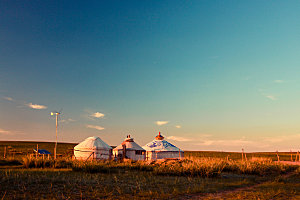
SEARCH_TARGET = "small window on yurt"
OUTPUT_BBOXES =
[135,150,143,155]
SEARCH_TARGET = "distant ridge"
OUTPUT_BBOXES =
[0,140,78,145]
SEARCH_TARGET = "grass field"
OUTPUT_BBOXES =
[1,141,299,161]
[0,141,300,199]
[0,141,76,159]
[185,151,300,162]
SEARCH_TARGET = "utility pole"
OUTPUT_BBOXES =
[51,112,60,159]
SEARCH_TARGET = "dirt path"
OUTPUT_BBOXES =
[179,171,297,200]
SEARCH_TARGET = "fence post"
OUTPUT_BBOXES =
[122,144,126,161]
[276,151,280,162]
[109,149,112,160]
[242,148,244,161]
[36,144,38,158]
[85,152,94,162]
[4,146,6,159]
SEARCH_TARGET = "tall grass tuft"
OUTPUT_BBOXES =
[16,156,300,177]
[152,158,226,177]
[21,156,73,168]
[0,158,22,166]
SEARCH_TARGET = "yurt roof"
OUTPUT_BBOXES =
[142,132,183,152]
[74,136,112,150]
[114,135,145,151]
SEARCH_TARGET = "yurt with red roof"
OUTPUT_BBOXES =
[113,135,146,161]
[142,132,184,160]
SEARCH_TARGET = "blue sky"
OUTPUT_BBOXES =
[1,1,300,151]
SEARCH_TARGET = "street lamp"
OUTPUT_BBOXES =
[51,112,60,159]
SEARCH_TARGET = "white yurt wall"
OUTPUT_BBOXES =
[74,136,112,160]
[113,135,146,161]
[143,132,184,160]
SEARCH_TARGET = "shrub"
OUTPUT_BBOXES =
[21,156,73,168]
[0,159,22,166]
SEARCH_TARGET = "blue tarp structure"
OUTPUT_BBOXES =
[33,149,51,154]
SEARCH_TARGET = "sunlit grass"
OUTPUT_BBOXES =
[1,142,300,199]
[0,168,260,199]
[70,157,297,177]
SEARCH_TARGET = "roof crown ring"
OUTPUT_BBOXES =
[125,134,134,142]
[155,132,164,140]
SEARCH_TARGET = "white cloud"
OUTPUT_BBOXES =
[167,134,211,142]
[3,97,13,101]
[86,124,105,131]
[274,80,284,83]
[60,118,75,123]
[167,136,192,142]
[175,125,181,129]
[188,133,300,151]
[258,89,277,101]
[265,95,276,100]
[200,134,212,138]
[196,138,253,147]
[165,134,255,149]
[263,134,300,143]
[163,132,300,151]
[91,112,105,118]
[0,128,12,135]
[156,121,169,126]
[26,103,47,110]
[199,140,214,146]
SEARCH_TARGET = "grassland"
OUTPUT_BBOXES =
[0,141,76,159]
[1,168,265,200]
[1,141,298,161]
[0,141,300,199]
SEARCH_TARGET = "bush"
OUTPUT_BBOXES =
[18,156,299,177]
[0,159,22,166]
[22,156,73,168]
[223,160,297,176]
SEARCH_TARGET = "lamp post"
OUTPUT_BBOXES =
[51,112,60,159]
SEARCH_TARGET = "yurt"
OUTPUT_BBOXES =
[74,136,112,160]
[142,132,184,160]
[113,135,146,161]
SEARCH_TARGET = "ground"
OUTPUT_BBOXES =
[0,141,300,199]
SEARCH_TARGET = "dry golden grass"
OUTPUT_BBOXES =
[1,150,299,199]
[70,156,298,177]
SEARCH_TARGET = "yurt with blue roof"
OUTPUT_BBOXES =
[142,132,184,160]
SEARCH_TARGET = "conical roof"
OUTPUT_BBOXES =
[74,136,112,150]
[142,132,183,152]
[114,135,145,151]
